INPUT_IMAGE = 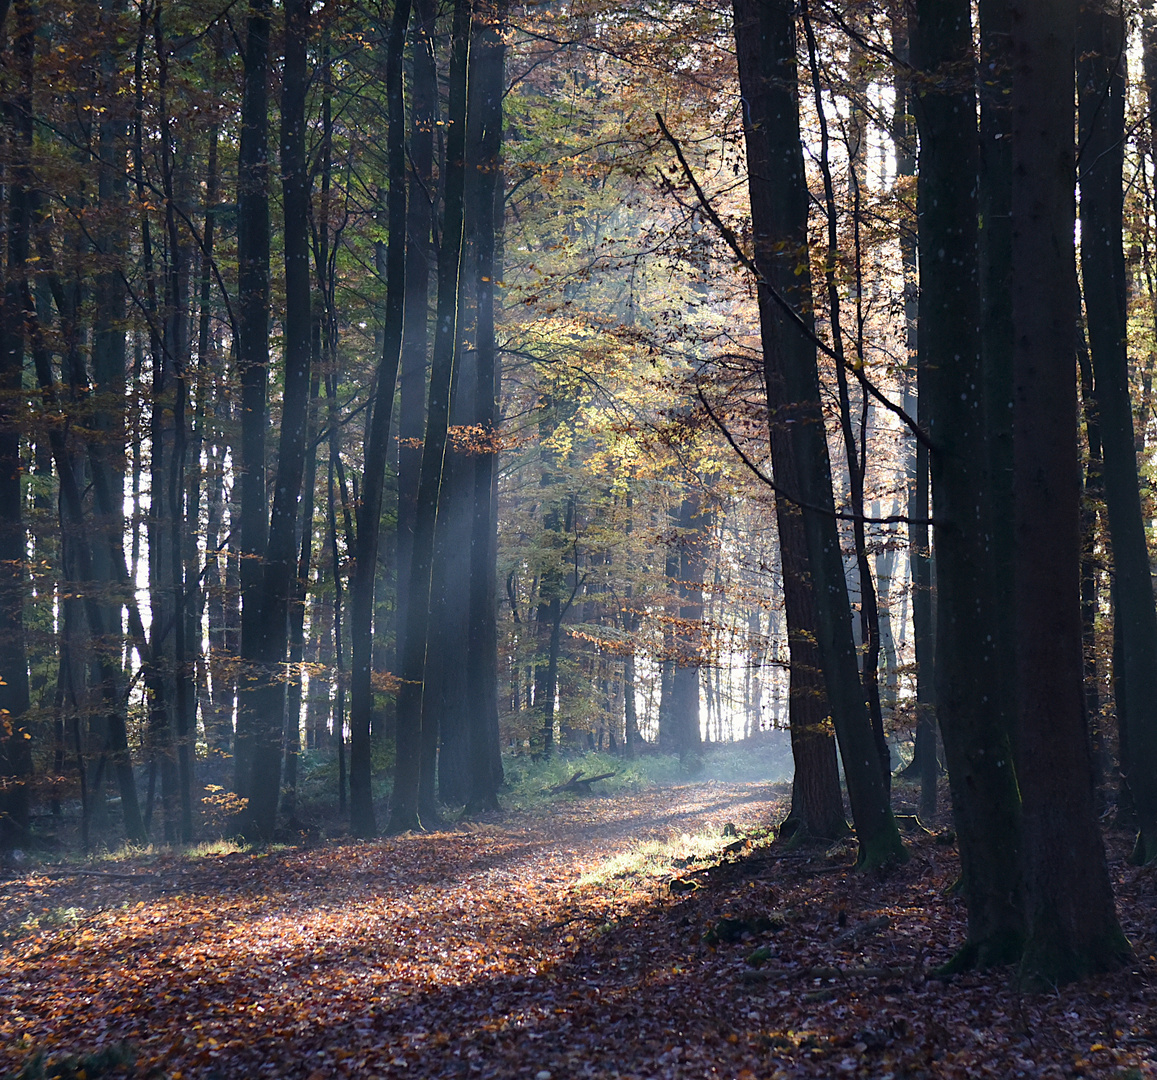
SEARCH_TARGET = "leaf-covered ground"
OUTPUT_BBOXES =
[3,781,1157,1079]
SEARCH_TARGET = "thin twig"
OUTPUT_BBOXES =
[654,112,932,453]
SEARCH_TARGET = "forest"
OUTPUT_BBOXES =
[3,0,1157,1075]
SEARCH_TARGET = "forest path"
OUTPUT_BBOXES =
[4,780,1157,1079]
[0,780,790,1079]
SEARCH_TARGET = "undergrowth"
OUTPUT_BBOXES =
[499,736,792,810]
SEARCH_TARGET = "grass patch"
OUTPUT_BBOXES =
[576,826,733,889]
[499,736,793,810]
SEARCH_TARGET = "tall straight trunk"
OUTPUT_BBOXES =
[234,0,271,798]
[464,0,506,813]
[1010,0,1130,984]
[657,525,680,752]
[397,0,436,710]
[890,6,937,818]
[670,491,707,760]
[1077,0,1157,866]
[390,0,472,833]
[776,489,847,845]
[283,366,320,821]
[91,0,130,788]
[349,0,411,837]
[0,0,34,848]
[800,8,889,790]
[978,0,1017,775]
[913,0,1024,969]
[733,0,904,870]
[1077,302,1107,798]
[241,0,315,839]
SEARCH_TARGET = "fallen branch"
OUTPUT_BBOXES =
[550,770,616,795]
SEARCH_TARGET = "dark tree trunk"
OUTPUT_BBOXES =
[464,0,506,814]
[1010,0,1130,984]
[0,0,34,848]
[978,0,1017,776]
[889,7,937,820]
[913,0,1024,970]
[234,0,271,799]
[670,491,707,762]
[348,0,411,838]
[283,366,321,822]
[390,0,472,833]
[234,0,315,839]
[733,0,904,870]
[397,0,436,720]
[801,8,889,791]
[1077,0,1157,866]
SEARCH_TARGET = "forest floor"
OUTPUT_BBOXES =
[2,780,1157,1080]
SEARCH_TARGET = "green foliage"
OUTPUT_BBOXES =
[500,738,793,809]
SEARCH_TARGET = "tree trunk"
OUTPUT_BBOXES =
[0,0,34,849]
[233,0,271,799]
[733,0,904,870]
[241,0,315,839]
[913,0,1024,969]
[464,0,506,814]
[390,0,472,833]
[348,0,411,838]
[1010,0,1130,984]
[1077,0,1157,866]
[397,0,436,725]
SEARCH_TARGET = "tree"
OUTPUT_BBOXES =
[391,0,472,833]
[912,0,1024,970]
[1077,0,1157,866]
[731,0,904,870]
[0,0,34,850]
[464,0,507,812]
[348,0,412,838]
[1010,0,1130,984]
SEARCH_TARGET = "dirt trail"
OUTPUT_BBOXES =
[6,781,1157,1079]
[0,782,786,1079]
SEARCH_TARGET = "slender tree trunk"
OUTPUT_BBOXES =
[890,7,937,819]
[670,491,707,761]
[390,0,472,833]
[801,9,889,790]
[733,0,904,870]
[0,0,34,848]
[397,0,436,725]
[1010,0,1130,984]
[239,0,316,840]
[464,0,506,813]
[234,0,271,799]
[913,0,1024,969]
[348,0,411,837]
[1077,0,1157,866]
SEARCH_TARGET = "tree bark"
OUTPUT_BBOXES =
[1010,0,1130,984]
[348,0,411,838]
[913,0,1024,969]
[240,0,315,839]
[733,0,904,870]
[1077,0,1157,866]
[390,0,472,833]
[233,0,271,800]
[464,0,506,814]
[0,0,34,848]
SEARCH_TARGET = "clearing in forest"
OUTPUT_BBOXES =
[2,781,1156,1079]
